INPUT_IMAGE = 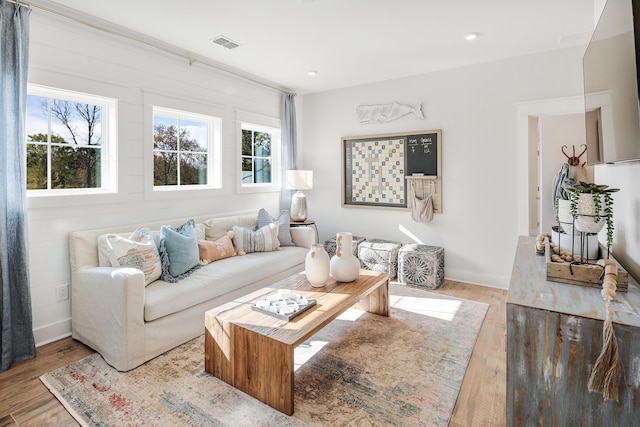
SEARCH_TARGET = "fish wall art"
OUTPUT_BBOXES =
[356,102,424,124]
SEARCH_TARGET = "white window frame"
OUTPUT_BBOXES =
[152,106,221,192]
[25,84,118,199]
[237,110,281,194]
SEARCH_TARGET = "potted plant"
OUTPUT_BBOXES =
[555,186,573,234]
[567,181,620,248]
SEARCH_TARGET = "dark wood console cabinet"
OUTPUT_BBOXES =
[506,236,640,426]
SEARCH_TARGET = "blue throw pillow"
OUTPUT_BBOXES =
[159,219,200,283]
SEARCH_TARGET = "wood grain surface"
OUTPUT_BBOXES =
[507,236,640,426]
[204,269,389,414]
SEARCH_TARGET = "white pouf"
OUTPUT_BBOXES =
[398,244,444,289]
[357,239,402,279]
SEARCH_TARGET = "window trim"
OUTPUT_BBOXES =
[152,106,220,191]
[143,91,225,201]
[25,84,118,198]
[236,111,281,195]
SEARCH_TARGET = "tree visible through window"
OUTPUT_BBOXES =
[26,95,103,190]
[242,127,272,184]
[153,112,209,186]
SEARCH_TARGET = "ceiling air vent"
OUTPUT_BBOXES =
[211,36,241,50]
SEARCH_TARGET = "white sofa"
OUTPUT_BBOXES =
[69,209,314,371]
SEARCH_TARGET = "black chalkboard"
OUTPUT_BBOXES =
[406,132,438,176]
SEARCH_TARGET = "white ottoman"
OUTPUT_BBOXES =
[357,239,402,279]
[398,244,444,289]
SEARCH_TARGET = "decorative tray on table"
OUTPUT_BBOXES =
[251,289,316,321]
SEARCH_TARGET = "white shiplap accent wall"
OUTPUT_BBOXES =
[27,11,289,346]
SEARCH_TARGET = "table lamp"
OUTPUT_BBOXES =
[285,170,313,221]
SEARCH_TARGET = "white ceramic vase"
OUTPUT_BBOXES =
[305,244,330,287]
[329,232,360,282]
[574,193,607,234]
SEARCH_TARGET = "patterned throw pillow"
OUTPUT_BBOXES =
[257,208,294,246]
[159,219,201,283]
[105,227,162,286]
[198,233,237,264]
[231,223,280,254]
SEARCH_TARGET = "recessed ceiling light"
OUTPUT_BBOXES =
[465,32,479,41]
[308,70,318,76]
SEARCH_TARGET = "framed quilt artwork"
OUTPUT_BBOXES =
[341,130,442,209]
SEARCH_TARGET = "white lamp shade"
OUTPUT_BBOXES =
[285,170,313,190]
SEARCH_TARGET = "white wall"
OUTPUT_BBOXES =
[301,46,588,289]
[594,162,640,280]
[27,11,294,346]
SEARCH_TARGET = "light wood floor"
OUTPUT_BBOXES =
[0,279,507,426]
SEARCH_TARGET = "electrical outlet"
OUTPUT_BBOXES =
[55,284,69,301]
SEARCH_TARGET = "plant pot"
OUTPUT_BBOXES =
[551,226,599,260]
[574,193,607,233]
[556,199,573,234]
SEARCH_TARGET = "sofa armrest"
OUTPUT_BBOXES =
[290,226,315,248]
[71,266,147,371]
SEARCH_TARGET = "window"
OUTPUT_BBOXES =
[25,86,116,193]
[153,107,219,189]
[241,122,280,186]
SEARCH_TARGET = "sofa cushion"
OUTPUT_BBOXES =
[194,223,205,240]
[198,234,236,264]
[203,214,257,241]
[258,208,294,246]
[143,246,307,321]
[232,223,280,254]
[105,227,162,286]
[159,220,200,282]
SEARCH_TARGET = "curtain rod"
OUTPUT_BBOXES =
[8,0,297,97]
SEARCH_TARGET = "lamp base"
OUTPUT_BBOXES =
[290,191,308,222]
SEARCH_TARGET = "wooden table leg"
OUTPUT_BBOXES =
[355,279,389,316]
[232,325,295,415]
[206,318,295,415]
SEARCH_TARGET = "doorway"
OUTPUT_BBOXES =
[516,96,587,236]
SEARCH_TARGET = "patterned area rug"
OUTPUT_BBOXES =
[41,284,488,426]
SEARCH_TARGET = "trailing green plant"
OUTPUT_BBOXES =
[567,181,620,248]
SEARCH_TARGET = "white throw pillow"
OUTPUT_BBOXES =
[105,227,162,286]
[232,223,280,254]
[257,208,294,246]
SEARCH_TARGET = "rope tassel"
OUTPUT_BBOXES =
[587,300,620,401]
[588,259,621,401]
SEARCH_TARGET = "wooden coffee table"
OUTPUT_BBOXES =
[204,269,389,415]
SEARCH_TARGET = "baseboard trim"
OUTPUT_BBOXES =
[445,269,510,290]
[34,318,72,347]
